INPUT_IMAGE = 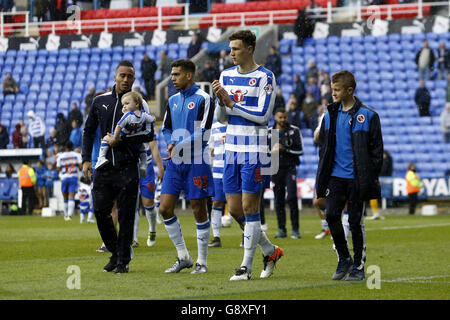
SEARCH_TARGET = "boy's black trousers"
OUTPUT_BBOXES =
[325,176,366,269]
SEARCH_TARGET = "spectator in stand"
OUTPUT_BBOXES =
[218,49,233,72]
[69,120,82,149]
[35,160,47,209]
[45,161,58,199]
[34,0,48,22]
[441,102,450,143]
[294,74,306,106]
[55,113,71,146]
[187,32,202,59]
[286,95,302,129]
[294,9,314,47]
[302,91,319,129]
[406,163,423,215]
[27,110,46,149]
[45,128,58,151]
[158,51,173,80]
[310,99,327,132]
[84,86,95,117]
[380,150,393,177]
[321,84,333,103]
[3,72,19,95]
[0,124,9,149]
[320,72,331,88]
[305,77,321,103]
[437,42,450,80]
[141,53,157,100]
[265,46,282,81]
[5,163,16,179]
[68,102,83,128]
[274,87,285,114]
[414,80,431,117]
[12,123,23,149]
[45,148,56,166]
[201,61,220,83]
[415,40,435,81]
[306,60,319,82]
[19,120,29,148]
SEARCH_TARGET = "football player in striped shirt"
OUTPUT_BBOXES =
[213,30,283,281]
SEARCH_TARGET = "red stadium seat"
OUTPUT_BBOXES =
[245,13,270,26]
[2,24,14,37]
[217,14,241,27]
[134,18,159,31]
[81,21,105,34]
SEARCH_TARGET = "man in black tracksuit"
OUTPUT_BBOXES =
[316,71,383,281]
[269,108,304,239]
[82,60,154,273]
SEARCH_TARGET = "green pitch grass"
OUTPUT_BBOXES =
[0,211,449,300]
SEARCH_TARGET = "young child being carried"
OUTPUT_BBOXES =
[95,91,155,177]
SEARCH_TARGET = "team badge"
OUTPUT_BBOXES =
[230,89,248,103]
[187,102,195,109]
[249,78,257,86]
[356,114,365,123]
[264,84,274,95]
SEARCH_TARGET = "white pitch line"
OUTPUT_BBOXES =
[381,275,450,284]
[365,222,450,231]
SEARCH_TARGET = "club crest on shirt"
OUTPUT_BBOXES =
[187,102,195,109]
[230,89,248,103]
[356,114,365,123]
[249,78,257,86]
[264,84,274,95]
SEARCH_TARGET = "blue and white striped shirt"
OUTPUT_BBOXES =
[208,120,226,179]
[216,65,276,163]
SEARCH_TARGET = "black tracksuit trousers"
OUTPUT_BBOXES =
[325,177,367,269]
[272,165,299,232]
[92,162,139,265]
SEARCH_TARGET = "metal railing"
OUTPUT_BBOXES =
[1,1,448,38]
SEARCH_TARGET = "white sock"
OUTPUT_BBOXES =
[196,220,210,266]
[211,207,223,238]
[133,209,139,242]
[88,211,94,221]
[68,199,75,217]
[99,140,109,158]
[321,219,329,230]
[63,200,68,217]
[241,213,261,272]
[145,205,156,233]
[80,212,85,223]
[164,215,190,260]
[258,229,274,257]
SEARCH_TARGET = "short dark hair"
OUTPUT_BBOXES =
[66,141,73,151]
[116,60,134,71]
[274,107,286,114]
[171,59,196,74]
[331,70,356,90]
[229,30,256,52]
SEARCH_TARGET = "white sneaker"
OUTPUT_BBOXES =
[315,229,331,239]
[147,232,156,247]
[64,216,71,221]
[260,246,283,278]
[230,266,252,281]
[191,263,208,274]
[87,219,95,223]
[95,157,109,170]
[367,213,384,220]
[261,223,268,231]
